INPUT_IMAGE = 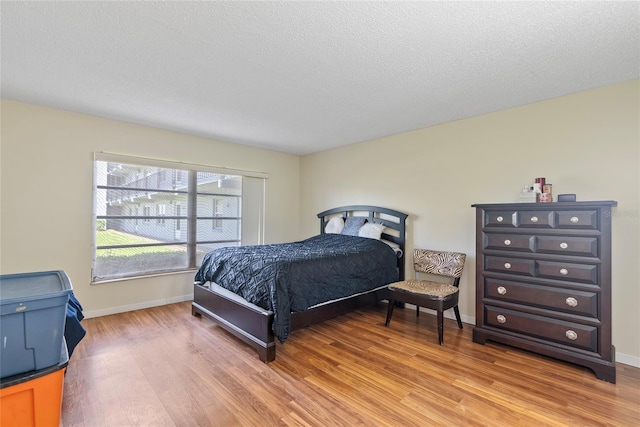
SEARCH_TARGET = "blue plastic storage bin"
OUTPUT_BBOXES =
[0,270,72,379]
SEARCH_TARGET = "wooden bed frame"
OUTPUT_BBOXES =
[191,205,408,362]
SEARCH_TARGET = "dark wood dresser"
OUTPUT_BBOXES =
[471,201,617,383]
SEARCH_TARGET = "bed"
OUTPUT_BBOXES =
[191,205,408,362]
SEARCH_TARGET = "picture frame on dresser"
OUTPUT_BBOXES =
[471,201,617,383]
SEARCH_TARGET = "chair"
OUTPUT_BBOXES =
[385,249,466,345]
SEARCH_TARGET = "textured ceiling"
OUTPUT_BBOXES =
[1,1,639,155]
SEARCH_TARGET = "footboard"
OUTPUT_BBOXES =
[193,283,389,362]
[192,283,276,362]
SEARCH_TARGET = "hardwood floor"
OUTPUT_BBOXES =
[61,302,639,426]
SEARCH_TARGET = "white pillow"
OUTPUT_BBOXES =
[358,222,385,239]
[324,216,345,234]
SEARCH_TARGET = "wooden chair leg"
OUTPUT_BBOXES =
[437,309,444,345]
[385,300,395,326]
[453,306,463,329]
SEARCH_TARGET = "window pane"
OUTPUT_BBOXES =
[196,195,241,217]
[196,219,241,242]
[95,245,187,279]
[99,199,182,232]
[195,242,239,266]
[105,163,188,192]
[196,174,241,245]
[196,172,242,193]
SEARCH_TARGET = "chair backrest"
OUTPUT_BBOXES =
[413,249,466,278]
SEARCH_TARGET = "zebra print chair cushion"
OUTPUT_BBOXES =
[388,279,458,298]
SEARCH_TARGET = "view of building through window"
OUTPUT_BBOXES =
[93,159,243,281]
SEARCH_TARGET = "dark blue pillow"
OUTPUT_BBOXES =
[341,217,366,236]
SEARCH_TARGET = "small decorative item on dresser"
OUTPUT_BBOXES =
[518,192,537,203]
[534,177,545,191]
[518,184,537,203]
[558,194,577,202]
[539,192,553,203]
[542,183,553,202]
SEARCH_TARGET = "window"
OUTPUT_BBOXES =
[93,153,266,282]
[156,204,166,225]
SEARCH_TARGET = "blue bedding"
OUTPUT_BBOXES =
[194,233,398,342]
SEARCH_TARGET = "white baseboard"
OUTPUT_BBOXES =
[83,294,193,319]
[615,352,640,368]
[407,304,475,327]
[409,304,640,368]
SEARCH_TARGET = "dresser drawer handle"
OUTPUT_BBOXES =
[497,315,506,324]
[565,330,578,340]
[497,286,507,295]
[504,239,511,246]
[530,216,539,223]
[497,216,504,223]
[504,263,512,269]
[565,297,578,307]
[560,242,568,249]
[560,268,568,276]
[570,216,579,223]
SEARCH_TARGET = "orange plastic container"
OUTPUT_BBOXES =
[0,344,67,427]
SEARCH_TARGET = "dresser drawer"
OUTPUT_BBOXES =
[536,235,598,257]
[484,278,599,318]
[484,234,599,258]
[484,306,598,352]
[483,209,591,230]
[555,210,598,230]
[484,233,534,252]
[517,211,554,228]
[484,211,517,228]
[537,260,598,284]
[486,256,535,276]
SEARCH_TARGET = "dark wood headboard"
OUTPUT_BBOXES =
[317,205,408,280]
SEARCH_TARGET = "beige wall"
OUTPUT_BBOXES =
[300,79,640,363]
[0,100,300,317]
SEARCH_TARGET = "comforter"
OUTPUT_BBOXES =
[194,233,398,341]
